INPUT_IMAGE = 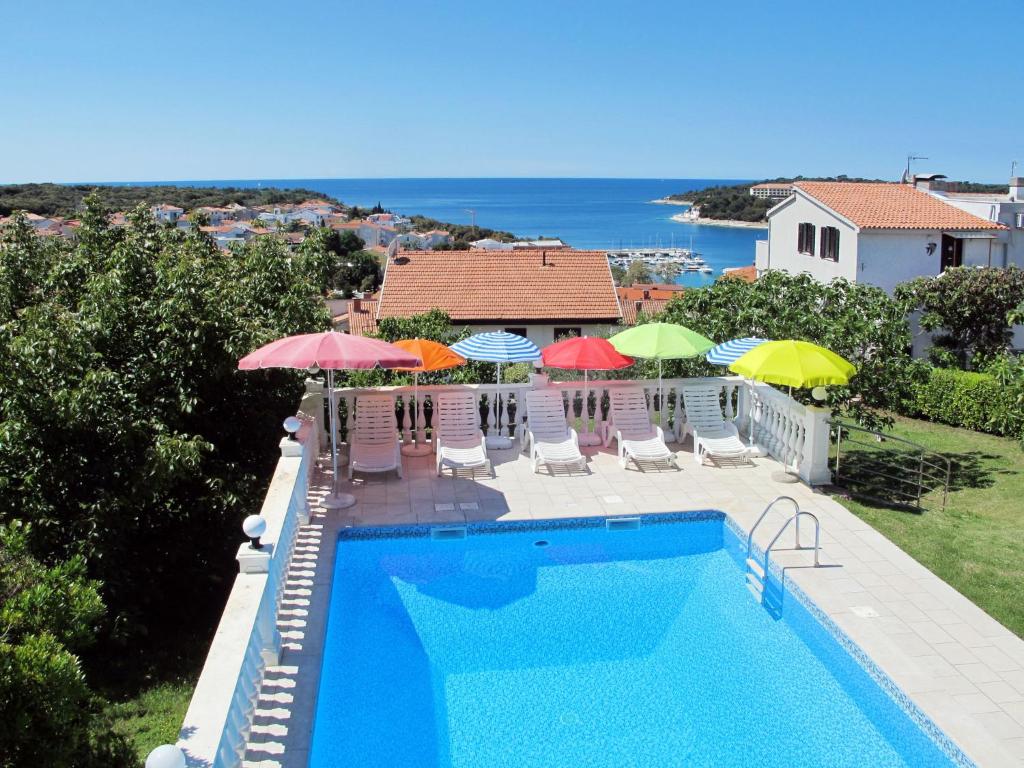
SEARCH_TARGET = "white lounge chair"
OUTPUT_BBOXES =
[348,394,403,479]
[681,386,750,466]
[524,389,586,474]
[434,392,491,477]
[605,387,676,469]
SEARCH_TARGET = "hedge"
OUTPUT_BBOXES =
[910,367,1023,438]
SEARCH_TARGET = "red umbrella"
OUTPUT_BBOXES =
[541,336,634,446]
[238,331,421,509]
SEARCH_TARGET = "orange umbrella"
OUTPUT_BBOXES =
[393,339,466,455]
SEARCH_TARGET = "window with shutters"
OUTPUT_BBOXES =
[820,227,840,261]
[797,222,816,255]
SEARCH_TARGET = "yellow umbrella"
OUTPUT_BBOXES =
[729,340,855,389]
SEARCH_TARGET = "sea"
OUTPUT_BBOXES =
[100,178,763,288]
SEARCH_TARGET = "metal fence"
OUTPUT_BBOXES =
[830,420,951,511]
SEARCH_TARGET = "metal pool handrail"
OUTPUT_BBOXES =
[746,495,800,555]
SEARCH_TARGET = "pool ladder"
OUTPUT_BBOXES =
[744,496,821,615]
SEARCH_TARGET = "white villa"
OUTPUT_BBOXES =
[152,203,184,224]
[755,181,1007,293]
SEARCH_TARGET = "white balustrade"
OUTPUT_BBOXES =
[176,386,320,768]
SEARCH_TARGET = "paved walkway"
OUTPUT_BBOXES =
[243,439,1024,767]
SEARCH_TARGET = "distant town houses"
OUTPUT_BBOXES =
[151,203,184,223]
[1,197,458,254]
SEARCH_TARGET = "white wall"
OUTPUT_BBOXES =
[466,322,620,350]
[765,195,858,283]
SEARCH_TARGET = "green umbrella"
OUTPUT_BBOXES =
[609,323,716,427]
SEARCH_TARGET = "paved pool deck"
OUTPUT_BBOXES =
[243,439,1024,767]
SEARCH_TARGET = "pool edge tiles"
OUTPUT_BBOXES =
[336,509,726,541]
[722,515,976,768]
[323,510,975,768]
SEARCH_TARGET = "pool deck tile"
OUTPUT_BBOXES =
[242,438,1024,768]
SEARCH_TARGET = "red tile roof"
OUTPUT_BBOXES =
[719,265,757,283]
[794,182,1006,231]
[376,250,621,323]
[620,298,669,325]
[340,297,379,336]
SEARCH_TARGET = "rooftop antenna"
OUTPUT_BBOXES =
[905,154,928,183]
[465,208,476,235]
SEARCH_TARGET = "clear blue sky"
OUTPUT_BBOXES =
[2,0,1020,183]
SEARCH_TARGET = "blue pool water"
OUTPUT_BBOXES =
[310,515,967,767]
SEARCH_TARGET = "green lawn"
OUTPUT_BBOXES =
[105,679,194,764]
[830,414,1024,637]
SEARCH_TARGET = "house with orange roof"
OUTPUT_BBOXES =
[152,203,184,224]
[350,249,622,346]
[757,181,1006,293]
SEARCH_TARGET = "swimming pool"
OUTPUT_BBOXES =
[310,512,971,767]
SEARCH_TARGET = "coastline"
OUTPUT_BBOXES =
[650,197,692,206]
[669,212,768,230]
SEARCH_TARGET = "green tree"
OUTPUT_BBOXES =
[896,266,1024,368]
[621,261,654,286]
[658,271,922,428]
[0,199,329,687]
[0,522,132,768]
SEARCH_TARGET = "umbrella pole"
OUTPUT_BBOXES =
[578,369,601,446]
[323,368,356,509]
[658,359,664,430]
[401,371,432,456]
[486,361,512,450]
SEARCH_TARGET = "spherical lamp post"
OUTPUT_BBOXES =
[283,415,302,440]
[145,745,186,768]
[242,514,267,550]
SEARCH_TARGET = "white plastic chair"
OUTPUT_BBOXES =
[524,389,586,474]
[605,387,676,469]
[680,385,750,465]
[434,392,491,477]
[348,394,403,478]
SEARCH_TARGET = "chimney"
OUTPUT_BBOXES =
[541,250,547,267]
[635,300,642,313]
[643,289,650,299]
[352,298,361,313]
[1011,177,1024,202]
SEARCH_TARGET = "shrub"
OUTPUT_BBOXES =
[910,367,1024,438]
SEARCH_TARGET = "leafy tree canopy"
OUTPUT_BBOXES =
[0,521,133,768]
[0,198,329,704]
[620,260,655,286]
[656,271,923,428]
[0,183,342,218]
[896,266,1024,369]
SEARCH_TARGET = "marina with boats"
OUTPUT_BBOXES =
[607,247,714,274]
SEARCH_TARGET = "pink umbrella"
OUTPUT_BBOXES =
[239,331,421,509]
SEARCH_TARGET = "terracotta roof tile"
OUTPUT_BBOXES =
[376,250,621,322]
[794,182,1006,231]
[345,298,379,336]
[620,298,669,325]
[719,265,757,283]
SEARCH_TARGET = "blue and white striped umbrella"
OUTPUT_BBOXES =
[706,337,770,366]
[450,331,540,363]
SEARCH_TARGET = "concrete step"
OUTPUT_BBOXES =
[745,557,765,580]
[745,573,764,601]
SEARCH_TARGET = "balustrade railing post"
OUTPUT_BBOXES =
[798,405,832,485]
